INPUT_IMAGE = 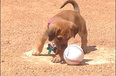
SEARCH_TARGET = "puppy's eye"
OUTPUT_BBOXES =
[57,37,62,41]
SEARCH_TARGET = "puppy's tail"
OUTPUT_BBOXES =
[60,0,80,13]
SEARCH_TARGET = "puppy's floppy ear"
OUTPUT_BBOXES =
[46,24,59,41]
[70,22,79,37]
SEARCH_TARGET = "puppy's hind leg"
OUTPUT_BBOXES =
[78,32,87,54]
[32,32,48,56]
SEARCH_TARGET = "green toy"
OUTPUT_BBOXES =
[47,43,57,54]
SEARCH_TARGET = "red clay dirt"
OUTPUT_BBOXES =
[1,0,115,76]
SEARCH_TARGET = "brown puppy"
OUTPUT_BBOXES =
[32,0,87,63]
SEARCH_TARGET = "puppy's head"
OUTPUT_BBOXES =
[47,20,78,50]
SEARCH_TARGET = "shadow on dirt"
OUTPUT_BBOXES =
[39,54,55,57]
[81,59,93,65]
[86,46,97,54]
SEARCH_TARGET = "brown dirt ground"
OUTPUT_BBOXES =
[1,0,115,76]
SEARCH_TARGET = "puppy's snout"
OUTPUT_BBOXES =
[61,44,67,49]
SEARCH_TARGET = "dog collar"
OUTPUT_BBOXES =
[46,18,54,38]
[47,18,54,28]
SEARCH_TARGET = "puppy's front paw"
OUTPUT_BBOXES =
[51,55,62,63]
[32,50,40,56]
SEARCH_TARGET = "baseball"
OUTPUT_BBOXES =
[63,44,84,65]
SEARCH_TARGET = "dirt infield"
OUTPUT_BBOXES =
[1,0,115,76]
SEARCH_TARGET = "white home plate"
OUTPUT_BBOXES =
[21,45,115,65]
